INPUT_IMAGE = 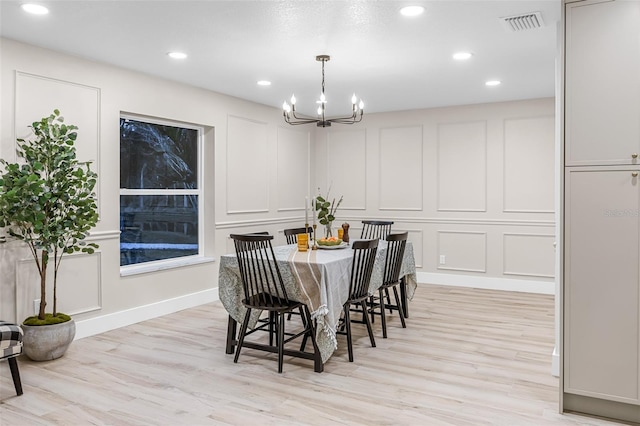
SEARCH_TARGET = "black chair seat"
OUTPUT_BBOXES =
[243,293,304,312]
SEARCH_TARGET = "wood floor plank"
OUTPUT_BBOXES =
[0,284,623,425]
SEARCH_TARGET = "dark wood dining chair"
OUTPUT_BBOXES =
[336,238,379,362]
[369,232,408,338]
[283,226,313,244]
[360,220,394,240]
[230,233,320,373]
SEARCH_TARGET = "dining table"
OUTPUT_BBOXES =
[218,239,417,371]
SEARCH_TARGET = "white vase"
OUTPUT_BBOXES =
[325,222,333,238]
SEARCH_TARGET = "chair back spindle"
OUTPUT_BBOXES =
[231,234,289,309]
[382,232,408,287]
[360,220,394,240]
[284,227,314,244]
[349,239,379,302]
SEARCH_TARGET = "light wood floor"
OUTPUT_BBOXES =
[0,284,623,425]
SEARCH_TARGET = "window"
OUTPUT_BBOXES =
[120,116,202,267]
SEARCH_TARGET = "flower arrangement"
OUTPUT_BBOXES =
[314,188,343,238]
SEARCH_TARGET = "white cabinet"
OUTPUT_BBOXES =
[563,0,640,420]
[564,168,640,403]
[565,0,640,166]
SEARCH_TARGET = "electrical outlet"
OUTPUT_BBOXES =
[439,255,446,265]
[33,299,41,315]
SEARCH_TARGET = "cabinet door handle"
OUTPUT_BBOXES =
[633,153,638,159]
[633,172,638,177]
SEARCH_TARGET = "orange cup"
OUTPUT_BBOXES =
[297,233,308,251]
[337,228,344,240]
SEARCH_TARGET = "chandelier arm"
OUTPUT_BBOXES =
[284,112,321,125]
[290,110,317,121]
[286,120,321,126]
[328,114,364,125]
[285,116,322,125]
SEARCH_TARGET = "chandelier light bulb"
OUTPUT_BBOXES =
[359,100,364,110]
[283,101,288,111]
[319,93,326,103]
[351,94,357,104]
[290,94,296,105]
[317,106,323,116]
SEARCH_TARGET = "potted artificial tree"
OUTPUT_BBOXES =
[0,109,98,361]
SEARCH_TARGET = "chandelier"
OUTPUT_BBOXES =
[282,55,364,127]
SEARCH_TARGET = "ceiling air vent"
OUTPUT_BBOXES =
[499,11,544,32]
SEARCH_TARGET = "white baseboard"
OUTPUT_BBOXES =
[552,346,560,377]
[418,272,555,295]
[74,289,218,340]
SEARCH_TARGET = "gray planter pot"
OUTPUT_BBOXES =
[22,319,76,361]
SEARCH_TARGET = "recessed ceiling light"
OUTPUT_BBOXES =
[485,80,502,86]
[453,52,473,61]
[167,52,187,60]
[21,3,49,15]
[400,6,425,17]
[257,80,271,86]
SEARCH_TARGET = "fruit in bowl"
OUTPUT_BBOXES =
[317,236,343,246]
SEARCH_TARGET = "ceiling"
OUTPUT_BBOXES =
[0,1,561,117]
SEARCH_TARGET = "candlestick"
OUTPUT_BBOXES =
[312,224,318,250]
[312,199,316,227]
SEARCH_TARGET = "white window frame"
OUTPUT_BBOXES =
[119,113,209,276]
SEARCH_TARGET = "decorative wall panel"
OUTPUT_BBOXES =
[277,127,310,211]
[15,72,101,211]
[379,126,423,210]
[16,252,102,321]
[326,129,366,209]
[226,116,269,213]
[504,116,555,212]
[437,121,487,211]
[437,231,487,272]
[503,233,555,278]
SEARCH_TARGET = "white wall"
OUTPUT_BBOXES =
[0,38,312,330]
[0,38,555,338]
[315,98,556,293]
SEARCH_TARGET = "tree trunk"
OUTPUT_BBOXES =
[38,250,48,320]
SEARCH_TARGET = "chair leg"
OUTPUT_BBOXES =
[277,312,285,373]
[269,311,276,347]
[385,288,393,314]
[299,307,309,351]
[8,357,23,396]
[234,309,252,363]
[225,315,238,354]
[301,306,323,373]
[393,286,407,328]
[361,300,376,348]
[400,277,409,318]
[344,305,354,362]
[369,295,376,324]
[379,288,388,338]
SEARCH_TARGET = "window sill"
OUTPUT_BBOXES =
[120,256,215,277]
